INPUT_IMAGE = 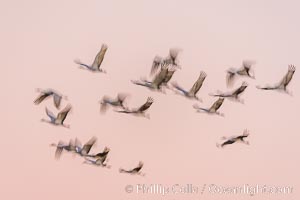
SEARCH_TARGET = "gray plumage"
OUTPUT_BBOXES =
[41,104,72,128]
[210,82,248,103]
[217,129,250,148]
[75,137,97,156]
[257,65,296,95]
[193,97,225,116]
[150,48,181,75]
[34,88,67,109]
[75,44,108,73]
[119,161,145,176]
[50,139,76,160]
[172,71,206,101]
[116,97,154,118]
[226,60,255,87]
[100,93,129,113]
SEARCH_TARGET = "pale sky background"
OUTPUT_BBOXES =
[1,0,299,199]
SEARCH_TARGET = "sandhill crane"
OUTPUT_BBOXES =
[41,104,72,128]
[116,97,154,118]
[210,82,248,103]
[150,48,181,75]
[217,129,250,148]
[83,147,111,168]
[50,139,76,160]
[193,97,225,116]
[161,67,177,89]
[256,65,296,95]
[74,44,108,73]
[131,66,169,91]
[83,157,111,168]
[75,137,97,157]
[86,146,110,160]
[171,71,206,101]
[119,161,145,176]
[34,88,67,109]
[100,93,129,113]
[163,48,181,67]
[226,60,255,87]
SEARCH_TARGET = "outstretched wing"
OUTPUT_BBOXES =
[189,71,206,95]
[130,161,143,173]
[68,139,76,152]
[232,82,248,96]
[242,60,255,69]
[279,65,296,88]
[209,98,224,112]
[137,97,154,112]
[226,69,236,87]
[150,56,163,75]
[34,93,51,105]
[163,68,176,84]
[92,44,108,69]
[237,60,255,76]
[45,107,56,121]
[54,141,64,160]
[81,136,97,155]
[152,67,168,88]
[53,94,62,109]
[57,104,72,124]
[168,48,180,65]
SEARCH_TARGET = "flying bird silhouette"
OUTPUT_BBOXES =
[116,97,154,118]
[83,147,111,168]
[86,146,110,160]
[193,97,225,116]
[119,161,145,176]
[256,65,296,95]
[34,88,67,109]
[100,93,129,113]
[171,71,206,101]
[217,129,250,148]
[226,60,255,87]
[161,67,177,89]
[150,48,181,75]
[75,137,97,157]
[210,82,248,103]
[41,104,72,128]
[83,157,111,168]
[132,66,169,92]
[50,139,76,160]
[75,44,108,73]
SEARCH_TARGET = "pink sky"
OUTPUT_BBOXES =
[1,0,299,199]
